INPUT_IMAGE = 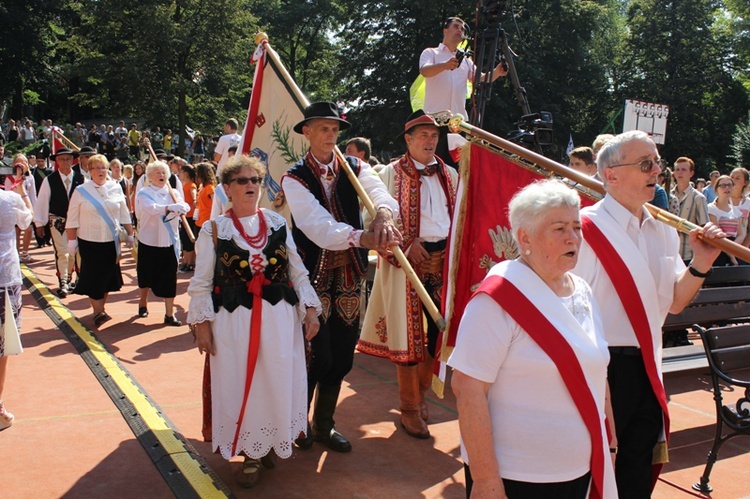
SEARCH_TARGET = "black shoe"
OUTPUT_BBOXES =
[138,306,148,318]
[260,449,277,469]
[294,423,314,450]
[312,426,352,453]
[94,311,112,328]
[68,280,78,290]
[164,315,182,326]
[674,332,694,347]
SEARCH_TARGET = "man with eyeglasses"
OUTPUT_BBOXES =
[282,101,401,454]
[573,131,723,497]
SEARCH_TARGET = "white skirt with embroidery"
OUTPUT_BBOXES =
[211,298,308,460]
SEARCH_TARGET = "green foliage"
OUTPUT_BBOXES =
[1,0,749,171]
[621,0,749,174]
[730,112,750,167]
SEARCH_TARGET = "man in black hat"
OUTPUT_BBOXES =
[359,110,458,440]
[33,148,85,297]
[282,101,401,453]
[29,152,52,247]
[78,145,96,179]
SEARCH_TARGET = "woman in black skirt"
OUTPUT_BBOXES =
[65,154,134,327]
[135,161,189,326]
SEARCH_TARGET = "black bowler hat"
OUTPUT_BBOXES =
[79,146,96,156]
[50,148,80,159]
[396,110,439,140]
[153,149,168,158]
[293,101,351,134]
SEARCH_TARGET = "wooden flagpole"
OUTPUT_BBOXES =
[257,33,446,331]
[446,114,750,262]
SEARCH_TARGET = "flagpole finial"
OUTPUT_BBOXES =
[255,32,268,44]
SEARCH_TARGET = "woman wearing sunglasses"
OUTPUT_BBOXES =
[135,161,189,324]
[187,155,321,488]
[708,174,743,266]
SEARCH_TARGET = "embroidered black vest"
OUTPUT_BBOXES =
[48,170,85,217]
[285,155,369,287]
[211,223,299,313]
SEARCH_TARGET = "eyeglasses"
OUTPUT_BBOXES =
[229,176,263,186]
[90,166,108,171]
[717,183,734,188]
[608,158,666,173]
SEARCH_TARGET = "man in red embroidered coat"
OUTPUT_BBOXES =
[359,110,458,439]
[573,130,723,497]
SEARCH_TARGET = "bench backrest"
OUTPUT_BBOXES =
[697,324,750,384]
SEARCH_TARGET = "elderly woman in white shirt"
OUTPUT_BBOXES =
[66,155,133,327]
[449,180,617,499]
[135,161,189,325]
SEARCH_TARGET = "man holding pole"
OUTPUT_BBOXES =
[358,110,457,439]
[573,131,722,497]
[282,101,401,453]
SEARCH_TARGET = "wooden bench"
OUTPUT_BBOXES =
[691,324,750,494]
[662,266,750,372]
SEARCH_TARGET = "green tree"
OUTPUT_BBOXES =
[730,112,750,167]
[0,0,70,120]
[61,0,257,152]
[622,0,749,173]
[248,0,346,101]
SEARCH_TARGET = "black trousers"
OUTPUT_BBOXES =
[608,348,663,499]
[464,464,591,499]
[309,306,360,386]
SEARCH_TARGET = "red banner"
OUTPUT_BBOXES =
[436,143,545,396]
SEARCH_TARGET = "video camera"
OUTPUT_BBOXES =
[507,112,555,148]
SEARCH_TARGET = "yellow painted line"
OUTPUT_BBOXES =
[22,267,228,498]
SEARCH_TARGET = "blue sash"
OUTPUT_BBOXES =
[77,186,121,256]
[138,188,181,263]
[215,184,227,208]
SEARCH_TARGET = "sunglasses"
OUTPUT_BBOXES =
[717,183,734,188]
[229,176,263,186]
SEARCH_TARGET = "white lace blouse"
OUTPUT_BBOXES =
[187,209,322,324]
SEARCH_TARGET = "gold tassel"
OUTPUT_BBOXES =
[652,440,669,464]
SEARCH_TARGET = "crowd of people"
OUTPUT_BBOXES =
[1,15,747,499]
[0,117,217,167]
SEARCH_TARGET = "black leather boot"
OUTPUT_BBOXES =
[294,381,316,450]
[312,383,351,452]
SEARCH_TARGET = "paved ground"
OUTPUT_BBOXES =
[1,245,749,498]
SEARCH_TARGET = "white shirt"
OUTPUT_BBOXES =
[33,171,77,224]
[412,158,451,242]
[0,191,33,287]
[135,184,188,247]
[419,43,475,119]
[65,181,130,243]
[448,261,609,483]
[214,133,241,174]
[282,155,399,250]
[573,195,685,347]
[135,172,183,196]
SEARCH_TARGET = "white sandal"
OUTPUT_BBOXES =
[0,402,14,431]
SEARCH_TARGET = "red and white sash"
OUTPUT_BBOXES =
[476,261,616,499]
[581,211,671,486]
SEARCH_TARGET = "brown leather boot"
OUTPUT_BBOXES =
[397,365,430,439]
[417,356,434,421]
